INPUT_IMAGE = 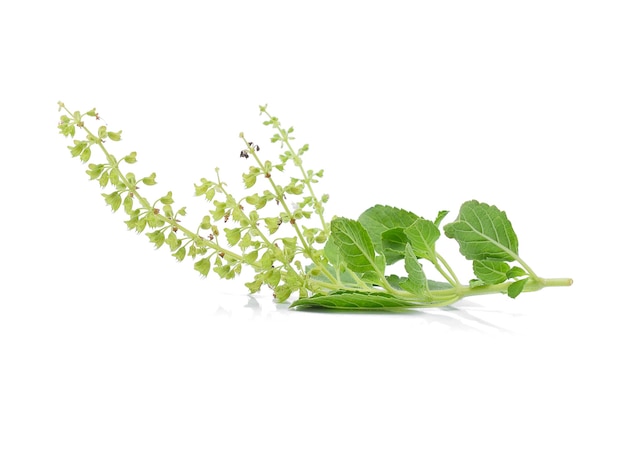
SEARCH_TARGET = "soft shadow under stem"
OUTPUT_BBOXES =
[233,295,515,333]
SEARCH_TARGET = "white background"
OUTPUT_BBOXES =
[1,1,624,453]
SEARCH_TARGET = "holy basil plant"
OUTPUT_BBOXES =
[57,102,573,311]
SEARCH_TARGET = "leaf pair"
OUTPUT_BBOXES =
[444,200,530,297]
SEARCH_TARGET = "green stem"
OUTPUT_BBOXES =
[347,269,380,291]
[433,276,573,301]
[260,110,329,233]
[436,253,461,286]
[243,137,316,261]
[310,261,342,287]
[308,275,573,307]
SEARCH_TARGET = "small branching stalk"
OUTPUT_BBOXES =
[57,102,573,311]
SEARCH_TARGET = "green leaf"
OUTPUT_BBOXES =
[165,231,181,251]
[400,245,429,297]
[249,210,259,224]
[68,141,86,157]
[290,291,422,311]
[242,168,260,189]
[385,274,403,290]
[469,278,486,288]
[142,173,157,186]
[274,285,292,302]
[284,178,304,195]
[245,194,267,210]
[282,237,297,261]
[259,249,274,269]
[473,260,511,285]
[323,236,342,267]
[79,147,91,162]
[360,271,383,286]
[330,217,377,274]
[162,204,173,219]
[245,278,263,294]
[507,278,529,298]
[194,257,212,276]
[264,217,281,234]
[123,152,137,163]
[135,216,147,233]
[107,130,122,141]
[194,178,212,196]
[109,169,121,186]
[443,200,519,261]
[374,255,386,275]
[160,191,174,205]
[357,205,419,254]
[243,250,258,264]
[211,201,226,221]
[125,172,136,186]
[145,211,164,228]
[61,123,75,137]
[380,228,409,265]
[225,228,241,246]
[146,230,166,248]
[404,218,439,263]
[264,268,281,287]
[98,171,109,187]
[123,194,134,214]
[215,264,234,279]
[102,192,122,212]
[507,266,528,279]
[199,215,212,230]
[172,246,186,262]
[203,187,216,201]
[433,210,450,228]
[86,163,105,180]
